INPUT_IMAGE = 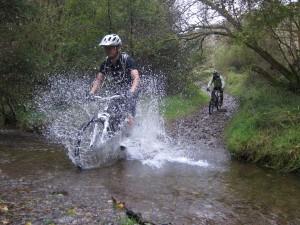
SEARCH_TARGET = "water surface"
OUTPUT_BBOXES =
[1,130,300,225]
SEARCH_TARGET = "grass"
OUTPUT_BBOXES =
[15,108,45,132]
[162,82,209,121]
[225,71,300,172]
[119,217,137,225]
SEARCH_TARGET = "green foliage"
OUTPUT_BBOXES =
[119,217,137,225]
[232,1,300,88]
[15,108,45,132]
[162,82,209,121]
[0,0,184,76]
[225,71,300,172]
[0,0,192,128]
[213,42,255,72]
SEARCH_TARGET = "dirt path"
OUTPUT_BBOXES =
[168,90,238,148]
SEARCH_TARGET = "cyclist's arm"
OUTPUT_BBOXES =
[207,76,213,89]
[221,75,225,89]
[130,69,140,93]
[90,72,105,94]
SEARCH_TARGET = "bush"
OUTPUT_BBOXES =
[15,108,45,132]
[213,43,255,72]
[225,71,300,172]
[162,82,209,120]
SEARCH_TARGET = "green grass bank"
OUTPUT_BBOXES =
[162,83,209,121]
[225,71,300,172]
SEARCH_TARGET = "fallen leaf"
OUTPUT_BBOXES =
[1,219,9,225]
[0,205,8,213]
[25,222,32,225]
[116,202,125,209]
[66,208,76,216]
[111,196,125,210]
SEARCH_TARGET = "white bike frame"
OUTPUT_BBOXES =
[89,95,122,148]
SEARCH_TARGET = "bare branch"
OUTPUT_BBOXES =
[197,0,242,29]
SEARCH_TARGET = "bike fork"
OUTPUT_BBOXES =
[89,113,110,148]
[89,121,99,148]
[100,117,110,143]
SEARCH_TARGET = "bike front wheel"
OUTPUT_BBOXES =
[74,119,104,163]
[209,101,216,115]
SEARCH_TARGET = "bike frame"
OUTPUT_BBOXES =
[89,95,122,148]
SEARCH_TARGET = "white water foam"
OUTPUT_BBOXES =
[35,72,209,169]
[122,76,209,168]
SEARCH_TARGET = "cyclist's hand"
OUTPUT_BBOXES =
[86,92,95,101]
[206,88,210,92]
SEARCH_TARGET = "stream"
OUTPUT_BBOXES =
[1,125,300,224]
[1,78,300,225]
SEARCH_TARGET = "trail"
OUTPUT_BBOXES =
[168,88,238,149]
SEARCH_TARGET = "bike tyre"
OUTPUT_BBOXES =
[209,101,215,115]
[74,119,104,165]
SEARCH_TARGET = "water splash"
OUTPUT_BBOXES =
[35,72,209,169]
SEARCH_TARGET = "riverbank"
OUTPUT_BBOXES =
[181,69,300,173]
[162,83,209,121]
[225,71,300,173]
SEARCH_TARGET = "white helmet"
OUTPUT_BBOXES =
[99,34,122,46]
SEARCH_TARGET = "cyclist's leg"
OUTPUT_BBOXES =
[126,94,138,127]
[220,88,223,105]
[212,87,217,100]
[105,98,124,132]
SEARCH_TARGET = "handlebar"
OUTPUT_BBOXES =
[93,95,123,101]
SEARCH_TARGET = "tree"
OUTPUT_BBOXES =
[175,0,300,91]
[0,0,192,126]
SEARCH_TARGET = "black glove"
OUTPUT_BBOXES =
[86,92,95,101]
[206,88,210,92]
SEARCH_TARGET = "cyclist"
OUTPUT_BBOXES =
[89,34,140,127]
[206,70,225,105]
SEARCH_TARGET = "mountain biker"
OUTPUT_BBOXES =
[89,34,140,126]
[206,70,225,105]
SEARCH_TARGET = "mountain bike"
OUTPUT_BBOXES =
[208,88,222,115]
[74,94,129,169]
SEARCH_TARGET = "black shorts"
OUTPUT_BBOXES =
[213,86,223,92]
[106,94,138,117]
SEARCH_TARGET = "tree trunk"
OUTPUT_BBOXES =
[128,0,134,55]
[107,0,112,33]
[245,41,296,84]
[251,65,282,87]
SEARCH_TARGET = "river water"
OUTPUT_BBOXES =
[1,77,300,224]
[1,129,300,225]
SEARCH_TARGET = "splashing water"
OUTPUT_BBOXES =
[35,72,209,169]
